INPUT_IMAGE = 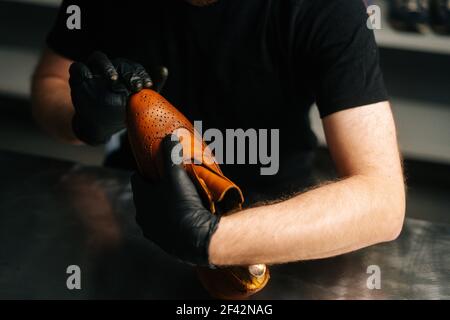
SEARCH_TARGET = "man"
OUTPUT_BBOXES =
[32,0,405,267]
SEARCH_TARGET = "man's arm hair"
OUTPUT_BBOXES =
[209,101,406,266]
[31,47,81,144]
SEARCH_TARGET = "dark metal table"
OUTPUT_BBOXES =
[0,150,449,299]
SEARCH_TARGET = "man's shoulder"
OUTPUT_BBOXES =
[271,0,369,34]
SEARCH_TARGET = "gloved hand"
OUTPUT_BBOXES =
[69,51,167,145]
[131,135,221,267]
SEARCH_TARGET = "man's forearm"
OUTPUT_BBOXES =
[209,174,405,266]
[31,76,81,144]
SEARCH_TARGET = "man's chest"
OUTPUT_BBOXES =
[98,1,310,129]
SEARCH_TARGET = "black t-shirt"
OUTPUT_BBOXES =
[46,0,388,195]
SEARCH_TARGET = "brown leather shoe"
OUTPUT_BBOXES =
[127,89,269,299]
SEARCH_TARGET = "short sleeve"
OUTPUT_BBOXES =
[46,0,99,62]
[302,0,389,118]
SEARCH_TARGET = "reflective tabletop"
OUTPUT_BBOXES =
[0,150,449,299]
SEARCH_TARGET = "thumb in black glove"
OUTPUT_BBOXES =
[131,135,221,267]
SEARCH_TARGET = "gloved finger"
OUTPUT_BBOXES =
[121,66,147,92]
[161,134,183,169]
[154,66,169,93]
[87,51,118,81]
[130,63,152,90]
[68,62,93,86]
[161,135,204,206]
[129,74,144,92]
[138,69,153,89]
[112,59,150,92]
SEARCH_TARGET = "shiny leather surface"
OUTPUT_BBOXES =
[0,150,449,299]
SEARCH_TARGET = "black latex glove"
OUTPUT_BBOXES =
[131,135,221,267]
[69,51,167,145]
